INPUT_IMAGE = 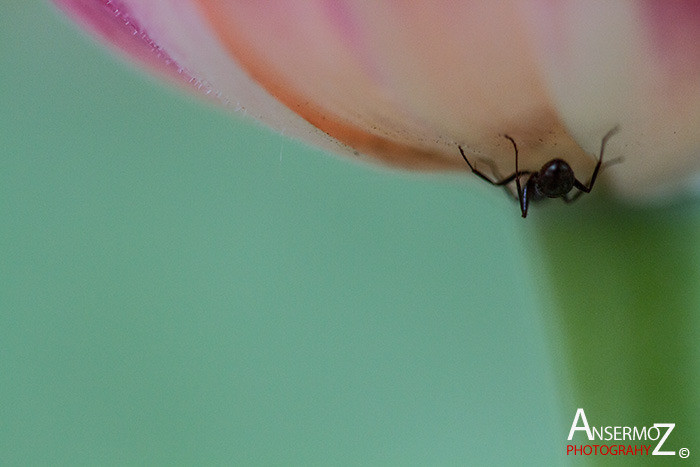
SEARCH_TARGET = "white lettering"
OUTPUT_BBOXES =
[591,426,604,440]
[647,426,660,440]
[568,408,593,441]
[604,425,613,440]
[633,426,647,440]
[651,423,675,456]
[613,426,621,439]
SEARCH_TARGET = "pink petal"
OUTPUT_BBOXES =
[52,0,354,160]
[52,0,194,89]
[52,1,700,199]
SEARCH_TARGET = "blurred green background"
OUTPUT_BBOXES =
[1,3,560,464]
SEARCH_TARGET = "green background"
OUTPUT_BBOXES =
[1,3,561,464]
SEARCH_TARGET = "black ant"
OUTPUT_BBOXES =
[458,127,619,218]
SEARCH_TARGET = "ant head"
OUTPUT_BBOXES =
[536,159,575,198]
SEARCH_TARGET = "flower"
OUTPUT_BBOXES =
[53,0,700,200]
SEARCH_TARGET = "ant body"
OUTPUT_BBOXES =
[459,127,619,218]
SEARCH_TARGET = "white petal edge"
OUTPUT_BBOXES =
[119,0,358,160]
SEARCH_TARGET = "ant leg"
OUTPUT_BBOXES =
[519,181,532,217]
[475,157,522,201]
[573,125,620,193]
[458,146,518,186]
[503,135,530,218]
[459,145,524,201]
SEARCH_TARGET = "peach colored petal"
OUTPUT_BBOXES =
[194,1,590,176]
[523,0,700,200]
[53,1,700,200]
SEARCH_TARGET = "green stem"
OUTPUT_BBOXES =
[530,193,700,464]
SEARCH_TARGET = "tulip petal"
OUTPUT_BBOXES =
[53,1,700,199]
[52,0,193,86]
[523,0,700,199]
[193,1,606,175]
[52,0,367,162]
